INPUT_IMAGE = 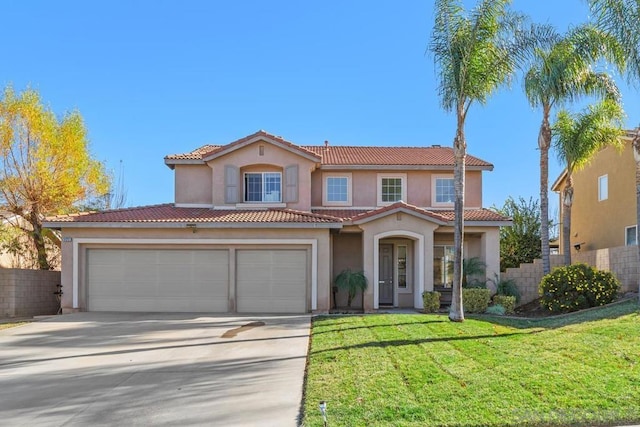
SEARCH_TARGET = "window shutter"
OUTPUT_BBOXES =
[284,164,299,203]
[224,165,239,203]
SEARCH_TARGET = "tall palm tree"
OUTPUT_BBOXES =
[430,0,551,321]
[552,99,625,265]
[587,0,640,297]
[524,24,623,275]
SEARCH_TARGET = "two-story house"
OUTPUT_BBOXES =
[44,130,509,314]
[551,131,637,253]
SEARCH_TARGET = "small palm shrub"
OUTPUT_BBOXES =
[462,257,486,288]
[539,263,620,313]
[463,288,491,314]
[493,295,516,314]
[422,291,441,313]
[334,269,368,308]
[491,273,521,303]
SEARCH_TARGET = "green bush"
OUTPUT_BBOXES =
[486,304,506,316]
[422,291,441,313]
[491,273,521,303]
[493,295,516,314]
[539,263,620,313]
[463,288,491,314]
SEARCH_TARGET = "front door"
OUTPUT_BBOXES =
[379,244,393,305]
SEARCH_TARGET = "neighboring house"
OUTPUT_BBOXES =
[551,131,637,254]
[43,130,509,314]
[0,210,61,269]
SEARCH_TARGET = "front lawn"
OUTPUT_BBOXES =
[302,300,640,427]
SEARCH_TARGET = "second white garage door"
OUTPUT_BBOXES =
[87,248,229,312]
[236,249,307,313]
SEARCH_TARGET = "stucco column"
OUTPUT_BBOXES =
[417,230,434,309]
[362,228,375,312]
[481,229,500,288]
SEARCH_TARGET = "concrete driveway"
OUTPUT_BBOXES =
[0,312,311,426]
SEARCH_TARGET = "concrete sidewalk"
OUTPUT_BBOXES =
[0,312,311,426]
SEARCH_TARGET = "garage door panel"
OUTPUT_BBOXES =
[87,249,229,312]
[236,249,307,313]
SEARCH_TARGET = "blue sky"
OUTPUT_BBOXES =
[1,1,638,214]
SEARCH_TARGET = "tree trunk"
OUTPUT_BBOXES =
[29,210,50,270]
[539,106,552,275]
[562,176,574,266]
[449,115,466,323]
[633,128,640,301]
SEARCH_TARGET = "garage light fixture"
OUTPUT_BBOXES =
[185,223,197,233]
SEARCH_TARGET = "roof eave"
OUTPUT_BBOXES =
[43,221,343,230]
[319,164,492,171]
[202,135,321,163]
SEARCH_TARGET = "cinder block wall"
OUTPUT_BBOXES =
[503,246,639,306]
[0,269,61,317]
[503,256,564,305]
[573,246,639,294]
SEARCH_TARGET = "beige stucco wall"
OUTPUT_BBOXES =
[310,169,483,208]
[331,232,364,309]
[59,226,332,313]
[557,141,636,252]
[208,140,317,211]
[174,164,213,205]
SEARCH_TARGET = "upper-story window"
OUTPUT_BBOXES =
[377,173,407,205]
[323,173,352,206]
[244,172,281,202]
[626,225,637,246]
[432,175,455,206]
[598,174,608,201]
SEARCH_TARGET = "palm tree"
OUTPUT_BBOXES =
[524,24,623,275]
[587,0,640,298]
[430,0,551,321]
[553,99,625,265]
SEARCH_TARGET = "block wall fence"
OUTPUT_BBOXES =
[0,269,61,317]
[503,245,639,306]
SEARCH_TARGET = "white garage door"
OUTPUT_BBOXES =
[87,249,229,312]
[236,249,307,313]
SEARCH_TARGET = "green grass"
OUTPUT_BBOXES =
[302,299,640,427]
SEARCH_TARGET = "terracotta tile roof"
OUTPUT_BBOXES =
[312,205,508,223]
[45,204,342,225]
[303,146,491,167]
[165,131,492,168]
[431,209,508,222]
[165,144,220,160]
[200,130,322,161]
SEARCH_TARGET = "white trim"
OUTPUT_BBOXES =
[71,238,318,311]
[243,171,283,203]
[598,174,608,201]
[373,230,424,310]
[235,203,286,209]
[376,173,407,206]
[320,165,493,171]
[431,174,455,207]
[312,206,377,211]
[322,172,352,206]
[174,203,214,208]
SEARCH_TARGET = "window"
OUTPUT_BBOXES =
[244,172,281,202]
[377,173,406,205]
[598,175,608,201]
[433,245,454,288]
[397,245,407,289]
[626,225,638,246]
[322,173,352,206]
[433,176,455,205]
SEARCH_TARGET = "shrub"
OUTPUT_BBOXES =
[334,269,368,308]
[422,291,441,313]
[486,304,506,316]
[493,295,516,314]
[539,263,620,313]
[491,273,521,303]
[463,288,491,314]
